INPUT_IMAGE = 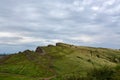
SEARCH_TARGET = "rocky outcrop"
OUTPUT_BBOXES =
[56,43,69,46]
[23,50,32,53]
[35,47,45,55]
[48,44,54,47]
[56,43,63,46]
[56,42,75,48]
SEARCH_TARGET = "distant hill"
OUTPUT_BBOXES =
[0,54,7,59]
[0,43,120,80]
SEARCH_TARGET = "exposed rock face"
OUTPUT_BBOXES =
[56,43,74,47]
[23,50,32,53]
[48,44,54,47]
[35,47,45,55]
[56,43,64,46]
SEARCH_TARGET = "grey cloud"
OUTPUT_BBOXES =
[0,0,120,53]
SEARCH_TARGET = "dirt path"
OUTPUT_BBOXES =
[39,75,56,80]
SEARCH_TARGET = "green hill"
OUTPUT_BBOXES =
[0,43,120,80]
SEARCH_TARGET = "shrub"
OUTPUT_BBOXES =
[87,66,114,80]
[112,64,120,80]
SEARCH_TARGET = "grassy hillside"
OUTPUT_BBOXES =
[0,43,120,80]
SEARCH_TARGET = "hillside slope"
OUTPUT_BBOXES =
[0,43,120,80]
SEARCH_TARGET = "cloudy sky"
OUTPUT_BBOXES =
[0,0,120,53]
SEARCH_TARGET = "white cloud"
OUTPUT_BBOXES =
[91,6,99,11]
[104,0,115,6]
[82,0,93,5]
[73,0,80,6]
[0,32,18,37]
[14,4,40,20]
[19,37,44,43]
[71,35,95,43]
[49,9,69,19]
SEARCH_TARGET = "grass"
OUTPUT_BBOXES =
[0,73,39,80]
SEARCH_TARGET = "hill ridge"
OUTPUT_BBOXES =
[0,43,120,80]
